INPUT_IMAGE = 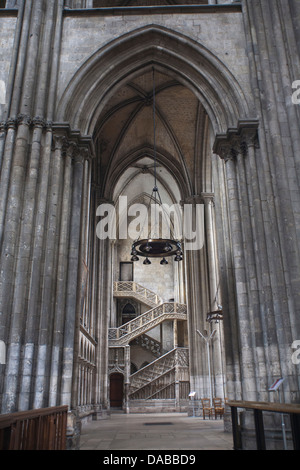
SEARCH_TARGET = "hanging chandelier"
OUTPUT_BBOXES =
[130,68,183,266]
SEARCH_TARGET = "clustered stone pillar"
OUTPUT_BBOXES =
[0,116,92,416]
[214,119,300,408]
[0,1,100,437]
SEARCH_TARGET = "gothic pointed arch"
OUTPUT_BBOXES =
[105,146,191,201]
[57,24,251,136]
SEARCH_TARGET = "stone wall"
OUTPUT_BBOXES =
[0,17,17,120]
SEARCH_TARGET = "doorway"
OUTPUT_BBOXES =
[109,373,124,408]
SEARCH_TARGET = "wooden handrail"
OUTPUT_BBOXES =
[0,406,68,450]
[228,400,300,414]
[227,400,300,450]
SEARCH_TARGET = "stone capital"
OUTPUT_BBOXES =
[78,146,90,161]
[201,193,215,205]
[6,118,18,130]
[52,134,68,151]
[213,120,259,161]
[32,116,46,128]
[181,194,204,206]
[65,141,78,158]
[0,121,8,133]
[17,114,32,127]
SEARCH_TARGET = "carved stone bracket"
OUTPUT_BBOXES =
[52,122,95,161]
[213,119,259,162]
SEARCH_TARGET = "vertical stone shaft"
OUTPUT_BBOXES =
[184,197,210,397]
[242,135,283,393]
[0,120,17,245]
[0,0,65,412]
[0,116,31,413]
[48,142,73,408]
[18,124,53,411]
[32,134,64,409]
[60,150,85,408]
[223,147,257,401]
[235,144,268,399]
[71,151,91,410]
[212,154,241,399]
[202,193,224,398]
[243,0,300,400]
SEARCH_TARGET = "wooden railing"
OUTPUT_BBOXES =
[228,400,300,450]
[0,406,68,450]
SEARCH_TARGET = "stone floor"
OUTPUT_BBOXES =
[79,412,234,451]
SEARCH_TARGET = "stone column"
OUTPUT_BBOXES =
[60,147,85,409]
[124,345,130,414]
[243,0,300,404]
[202,192,225,399]
[215,134,257,402]
[0,118,17,244]
[49,139,74,408]
[173,319,178,349]
[95,237,112,411]
[71,148,92,411]
[17,118,53,411]
[32,132,65,410]
[0,114,32,414]
[184,195,210,398]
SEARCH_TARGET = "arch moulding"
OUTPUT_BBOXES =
[56,24,252,137]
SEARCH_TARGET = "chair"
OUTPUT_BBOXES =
[213,398,225,419]
[201,398,213,420]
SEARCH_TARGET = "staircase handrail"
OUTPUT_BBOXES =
[113,281,162,306]
[108,302,187,344]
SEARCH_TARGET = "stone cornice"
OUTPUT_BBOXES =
[0,118,95,159]
[64,4,242,17]
[52,122,95,159]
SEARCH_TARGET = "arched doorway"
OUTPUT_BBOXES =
[109,373,124,408]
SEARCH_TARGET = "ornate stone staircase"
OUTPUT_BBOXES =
[110,281,189,410]
[113,281,162,308]
[108,301,187,346]
[129,348,189,400]
[131,333,162,358]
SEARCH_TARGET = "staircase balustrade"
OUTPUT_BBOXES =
[113,281,161,307]
[131,333,162,357]
[129,348,189,395]
[109,302,187,345]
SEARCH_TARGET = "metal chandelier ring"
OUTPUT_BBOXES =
[132,238,181,258]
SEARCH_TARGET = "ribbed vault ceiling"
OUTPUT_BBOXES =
[94,68,209,200]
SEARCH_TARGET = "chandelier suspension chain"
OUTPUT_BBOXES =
[130,66,183,265]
